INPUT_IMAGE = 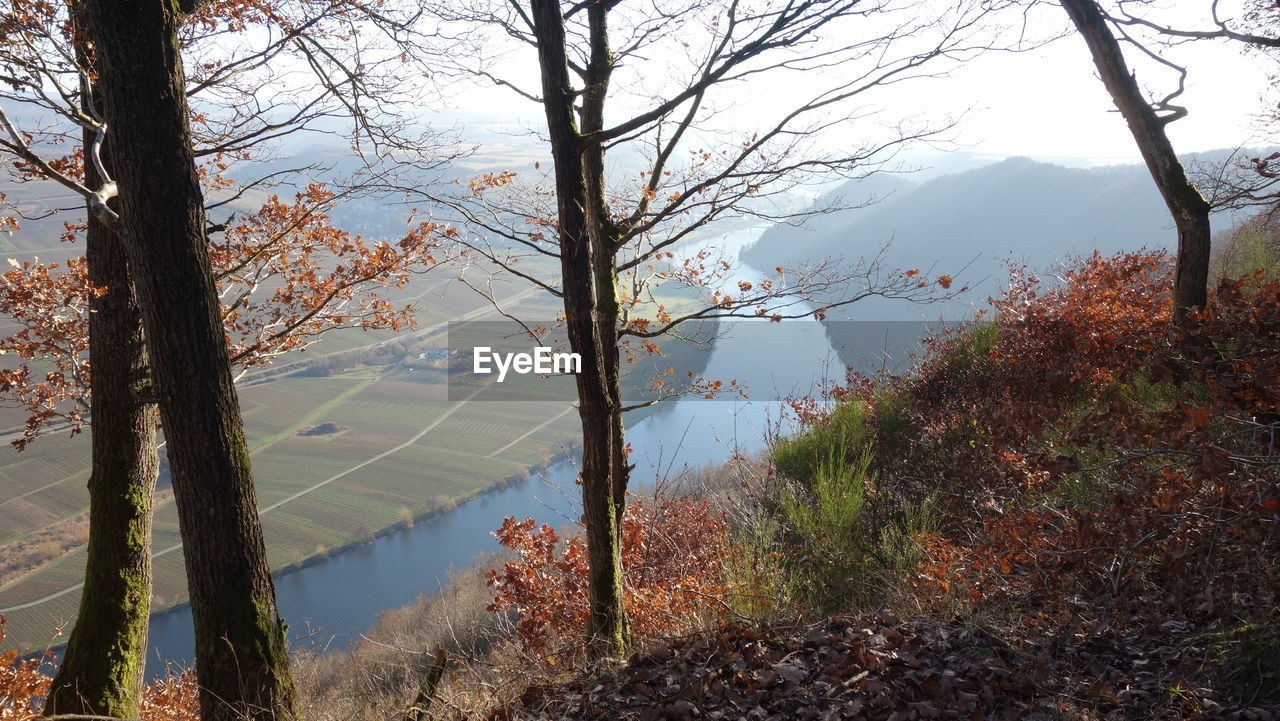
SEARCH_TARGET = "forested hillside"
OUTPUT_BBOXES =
[743,155,1258,319]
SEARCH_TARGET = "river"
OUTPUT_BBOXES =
[142,226,873,676]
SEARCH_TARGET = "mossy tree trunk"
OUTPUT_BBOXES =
[1060,0,1213,325]
[530,0,632,658]
[79,0,297,718]
[43,68,158,717]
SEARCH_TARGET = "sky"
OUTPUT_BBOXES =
[944,6,1274,162]
[435,0,1276,170]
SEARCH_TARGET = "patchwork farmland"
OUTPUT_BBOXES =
[0,366,581,649]
[0,245,706,650]
[0,270,584,650]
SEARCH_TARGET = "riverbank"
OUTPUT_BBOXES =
[146,442,577,629]
[0,375,583,650]
[14,441,581,673]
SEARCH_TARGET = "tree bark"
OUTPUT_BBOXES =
[1059,0,1213,324]
[43,76,158,718]
[529,0,631,658]
[79,1,297,719]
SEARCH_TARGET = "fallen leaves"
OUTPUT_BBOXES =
[490,614,1028,720]
[488,612,1280,721]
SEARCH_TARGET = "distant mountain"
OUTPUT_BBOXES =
[740,155,1254,322]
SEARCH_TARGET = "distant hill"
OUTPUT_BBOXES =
[740,154,1255,322]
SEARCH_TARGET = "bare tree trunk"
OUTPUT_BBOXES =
[79,1,297,718]
[530,0,631,658]
[1060,0,1213,324]
[43,81,158,716]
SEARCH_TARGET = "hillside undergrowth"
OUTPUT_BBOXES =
[481,245,1279,719]
[3,244,1277,720]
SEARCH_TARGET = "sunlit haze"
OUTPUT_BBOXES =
[436,0,1275,169]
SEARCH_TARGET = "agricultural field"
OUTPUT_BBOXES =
[0,270,581,650]
[0,244,705,649]
[0,435,90,548]
[0,361,580,649]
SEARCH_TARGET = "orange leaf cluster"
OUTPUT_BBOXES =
[0,618,199,721]
[467,171,518,197]
[139,669,200,721]
[214,183,447,366]
[1,183,449,447]
[0,619,51,721]
[486,497,731,665]
[989,250,1171,396]
[0,257,100,449]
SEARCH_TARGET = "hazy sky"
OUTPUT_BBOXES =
[947,9,1274,161]
[440,1,1275,169]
